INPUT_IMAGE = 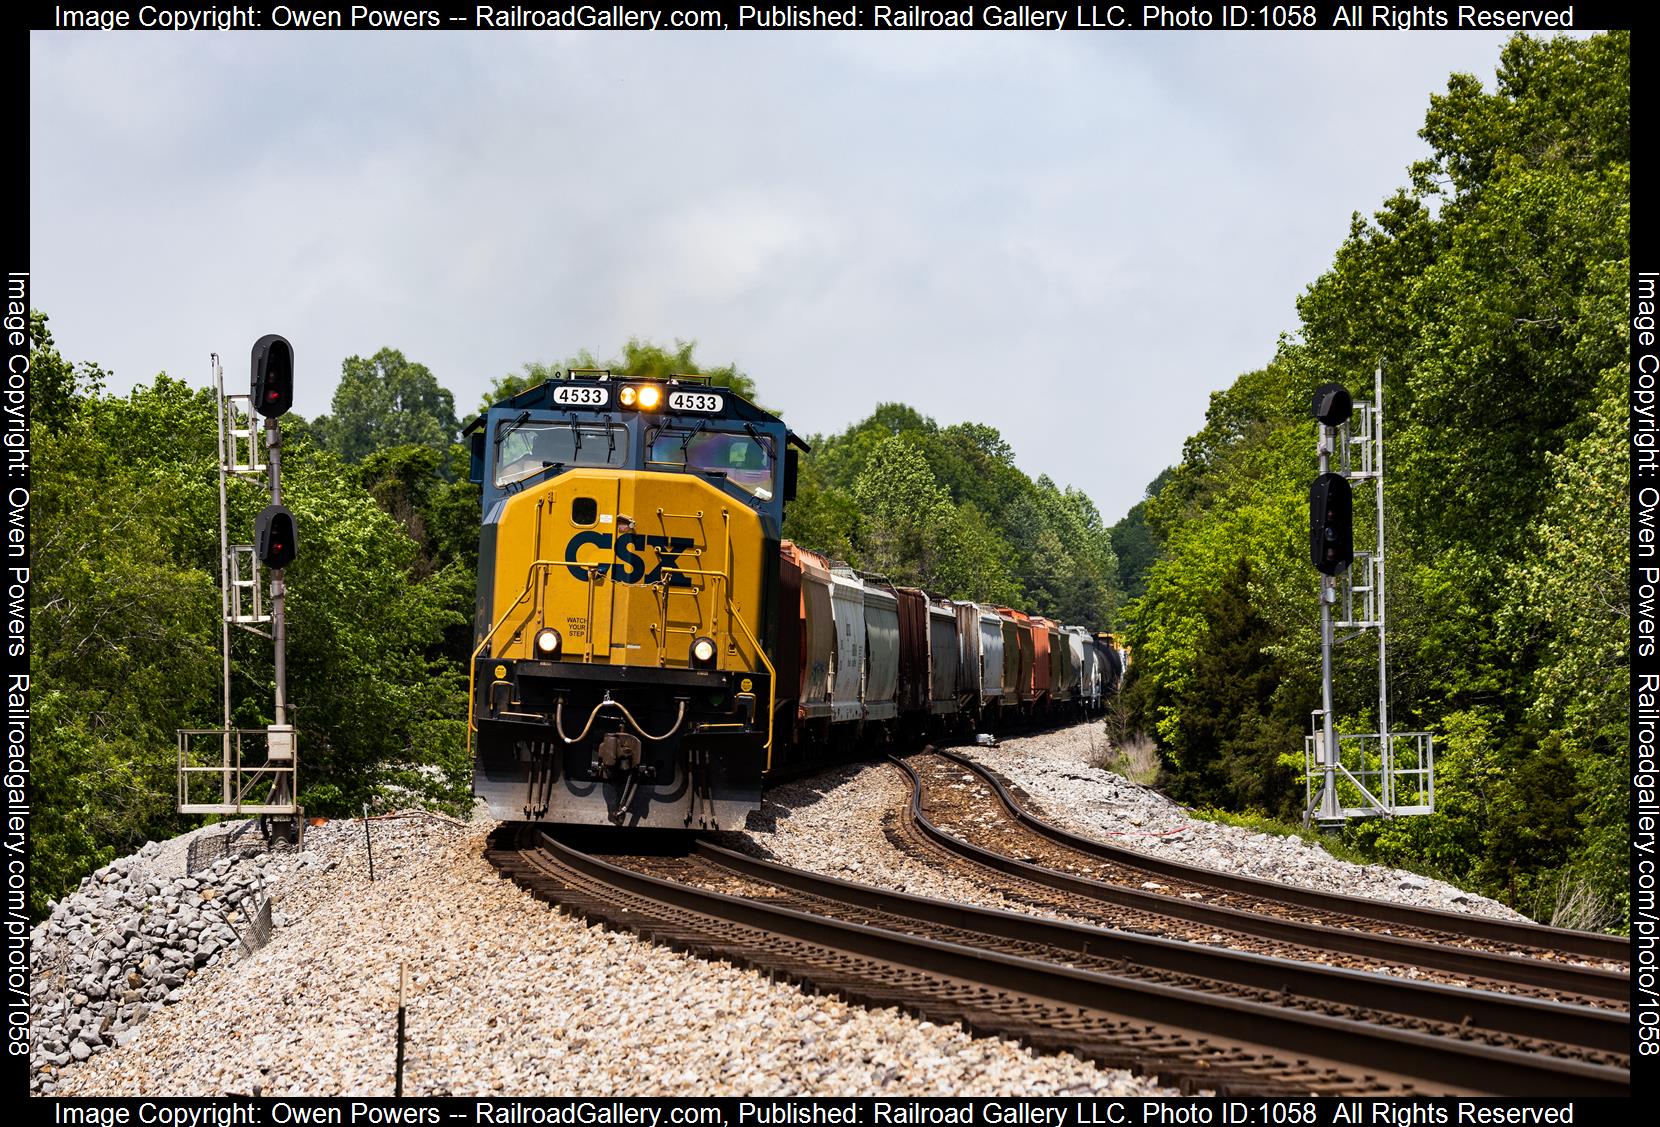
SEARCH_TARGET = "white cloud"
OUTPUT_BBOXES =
[30,28,1532,522]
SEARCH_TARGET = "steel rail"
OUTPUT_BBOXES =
[932,748,1629,963]
[496,828,1628,1097]
[692,841,1629,1056]
[895,757,1629,1004]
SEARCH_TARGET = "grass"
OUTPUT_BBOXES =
[1532,872,1622,933]
[1185,806,1383,867]
[1090,733,1162,786]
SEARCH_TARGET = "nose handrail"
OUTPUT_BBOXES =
[470,557,776,769]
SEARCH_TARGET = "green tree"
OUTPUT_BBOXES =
[30,374,221,915]
[1110,467,1173,601]
[1501,366,1630,919]
[1160,559,1307,817]
[781,454,859,564]
[29,325,473,916]
[851,435,953,585]
[479,339,760,414]
[931,502,1021,605]
[478,361,560,412]
[1123,32,1630,926]
[28,310,107,433]
[793,403,1117,619]
[313,348,458,462]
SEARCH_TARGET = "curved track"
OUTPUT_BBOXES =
[900,752,1629,1005]
[487,825,1629,1097]
[929,748,1629,962]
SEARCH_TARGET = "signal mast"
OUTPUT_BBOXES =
[1305,364,1435,827]
[176,336,302,844]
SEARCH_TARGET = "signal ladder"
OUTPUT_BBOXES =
[176,348,301,843]
[1305,362,1435,827]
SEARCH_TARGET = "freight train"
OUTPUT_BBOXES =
[465,372,1125,830]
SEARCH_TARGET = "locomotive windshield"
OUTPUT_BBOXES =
[495,421,629,486]
[648,427,776,500]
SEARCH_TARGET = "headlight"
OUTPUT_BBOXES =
[534,627,562,656]
[689,636,717,667]
[618,384,662,410]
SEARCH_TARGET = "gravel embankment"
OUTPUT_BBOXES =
[36,721,1524,1096]
[39,811,1172,1097]
[740,725,1526,929]
[952,726,1527,921]
[30,825,336,1085]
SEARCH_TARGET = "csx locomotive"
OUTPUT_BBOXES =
[466,372,1124,830]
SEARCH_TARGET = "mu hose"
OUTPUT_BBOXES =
[555,696,689,745]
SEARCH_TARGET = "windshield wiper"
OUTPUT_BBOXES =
[495,410,531,446]
[503,460,565,486]
[681,420,710,453]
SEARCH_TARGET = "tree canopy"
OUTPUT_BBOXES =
[478,338,760,414]
[785,404,1114,624]
[28,328,470,917]
[311,348,458,463]
[1116,32,1630,929]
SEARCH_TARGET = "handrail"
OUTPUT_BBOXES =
[725,595,777,769]
[654,565,723,668]
[652,562,775,765]
[472,551,775,770]
[176,727,297,813]
[468,558,563,735]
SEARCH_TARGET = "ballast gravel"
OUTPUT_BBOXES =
[951,726,1527,921]
[39,811,1172,1097]
[741,726,1527,949]
[36,721,1529,1097]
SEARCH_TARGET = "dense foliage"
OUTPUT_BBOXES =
[478,339,761,414]
[784,405,1120,629]
[308,348,459,464]
[28,321,470,917]
[1115,32,1629,929]
[32,34,1624,932]
[29,325,1118,914]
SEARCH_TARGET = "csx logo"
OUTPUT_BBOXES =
[564,532,695,585]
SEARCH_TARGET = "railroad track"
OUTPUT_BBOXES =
[900,751,1629,1005]
[927,749,1629,963]
[486,824,1629,1097]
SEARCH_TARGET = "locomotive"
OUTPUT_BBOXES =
[466,372,1123,830]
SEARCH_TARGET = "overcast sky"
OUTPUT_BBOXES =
[31,29,1531,524]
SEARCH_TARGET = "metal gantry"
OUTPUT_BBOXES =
[1306,362,1435,827]
[176,352,300,833]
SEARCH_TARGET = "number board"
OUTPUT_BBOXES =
[669,390,724,414]
[552,384,608,407]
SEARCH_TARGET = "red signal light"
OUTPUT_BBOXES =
[251,334,294,418]
[256,504,298,569]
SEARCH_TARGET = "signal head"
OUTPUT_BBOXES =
[251,334,295,418]
[1312,382,1352,427]
[1308,472,1353,575]
[255,504,298,569]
